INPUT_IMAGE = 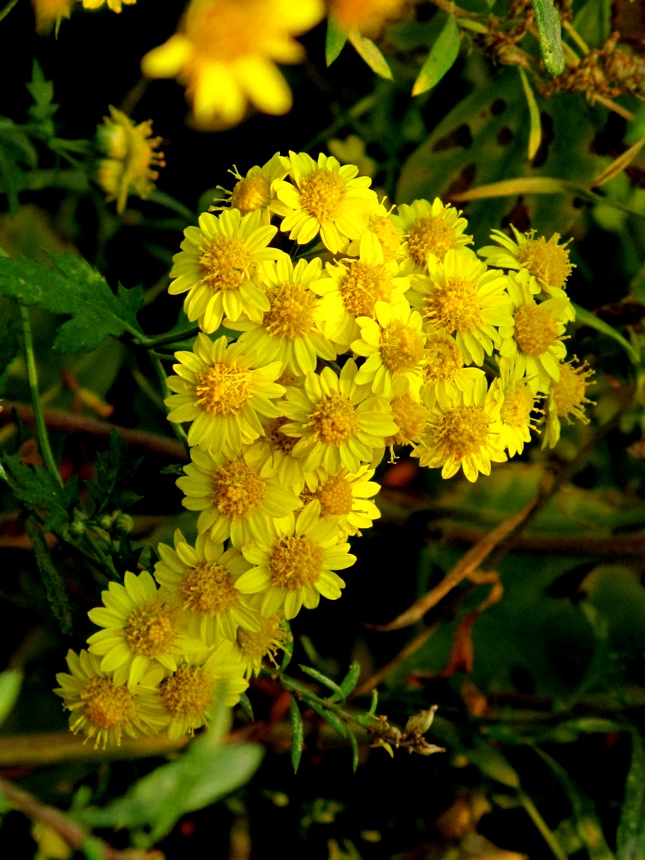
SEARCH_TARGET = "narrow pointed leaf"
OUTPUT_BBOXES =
[348,729,360,773]
[0,669,22,728]
[591,135,645,188]
[300,664,344,698]
[348,29,393,80]
[289,698,304,774]
[573,303,640,365]
[518,68,542,160]
[412,15,460,96]
[617,731,645,860]
[326,17,348,66]
[339,661,362,699]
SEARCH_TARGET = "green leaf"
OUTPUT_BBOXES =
[348,29,393,80]
[299,664,344,699]
[617,731,645,860]
[24,514,72,634]
[572,303,641,365]
[0,252,143,352]
[289,698,304,774]
[572,0,611,48]
[307,701,348,740]
[412,15,460,96]
[338,661,362,699]
[26,61,58,135]
[467,739,520,788]
[326,17,348,65]
[0,668,22,728]
[368,688,378,715]
[238,692,254,723]
[518,68,542,160]
[85,430,143,516]
[348,729,360,773]
[531,0,565,75]
[3,456,78,532]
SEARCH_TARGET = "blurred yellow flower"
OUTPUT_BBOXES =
[329,0,408,37]
[141,0,325,129]
[82,0,135,12]
[32,0,75,35]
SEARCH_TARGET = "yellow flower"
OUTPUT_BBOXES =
[302,465,381,536]
[95,106,165,214]
[237,610,291,677]
[272,151,379,253]
[329,0,408,36]
[244,416,308,492]
[327,135,377,178]
[542,358,594,449]
[176,445,302,547]
[235,501,356,619]
[86,571,200,687]
[141,0,324,129]
[419,333,485,409]
[165,333,285,457]
[392,198,472,268]
[227,256,338,376]
[32,0,75,35]
[54,649,165,748]
[169,209,282,334]
[347,201,404,261]
[352,300,425,399]
[499,276,571,392]
[214,152,291,223]
[493,358,542,457]
[154,529,262,645]
[385,390,430,451]
[412,375,507,482]
[479,226,574,303]
[312,231,410,350]
[157,642,249,740]
[82,0,135,12]
[281,360,398,473]
[411,248,513,366]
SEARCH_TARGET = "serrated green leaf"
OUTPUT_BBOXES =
[0,252,143,352]
[531,0,565,76]
[0,668,22,728]
[573,303,640,365]
[24,514,72,634]
[617,732,645,860]
[26,61,58,133]
[326,17,348,65]
[300,664,344,698]
[289,697,304,774]
[348,29,393,80]
[3,456,78,532]
[85,430,143,516]
[412,15,460,96]
[339,661,361,699]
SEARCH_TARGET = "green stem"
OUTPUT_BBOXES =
[275,671,373,730]
[519,791,568,860]
[136,325,200,349]
[20,306,62,489]
[0,0,20,24]
[149,351,190,450]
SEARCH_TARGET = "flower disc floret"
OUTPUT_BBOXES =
[542,358,594,449]
[238,612,290,677]
[386,392,430,449]
[393,198,472,267]
[303,465,381,536]
[214,153,291,222]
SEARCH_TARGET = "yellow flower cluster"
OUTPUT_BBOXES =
[55,151,593,747]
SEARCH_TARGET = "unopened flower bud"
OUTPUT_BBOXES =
[405,705,438,736]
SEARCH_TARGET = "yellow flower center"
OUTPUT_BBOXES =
[266,416,298,454]
[501,384,535,428]
[199,236,252,292]
[435,406,490,461]
[81,678,137,730]
[317,473,353,516]
[424,278,483,334]
[380,321,425,373]
[513,304,560,356]
[264,282,317,339]
[160,664,214,721]
[238,614,289,666]
[195,362,253,416]
[551,361,593,421]
[367,214,400,259]
[388,394,429,444]
[212,459,266,518]
[269,536,325,590]
[181,562,237,616]
[421,335,464,383]
[309,394,360,445]
[126,603,177,657]
[341,261,393,317]
[517,234,573,289]
[230,174,271,214]
[299,168,347,223]
[408,215,456,265]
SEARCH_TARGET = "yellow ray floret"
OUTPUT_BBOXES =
[214,152,291,223]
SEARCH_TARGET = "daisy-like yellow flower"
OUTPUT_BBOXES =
[176,446,301,546]
[302,465,381,536]
[168,209,281,334]
[493,358,542,457]
[227,256,338,376]
[214,152,291,223]
[95,107,165,215]
[281,360,398,473]
[329,0,408,36]
[385,390,430,451]
[83,0,135,12]
[32,0,74,35]
[412,375,507,482]
[141,0,325,129]
[347,201,404,261]
[499,276,571,392]
[479,226,574,302]
[542,358,594,449]
[392,198,472,268]
[244,416,307,492]
[235,501,356,619]
[237,610,291,677]
[312,232,411,350]
[165,333,285,457]
[157,642,249,740]
[419,333,485,409]
[352,300,425,399]
[86,571,199,688]
[271,151,379,254]
[54,649,164,748]
[154,529,261,645]
[410,248,512,366]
